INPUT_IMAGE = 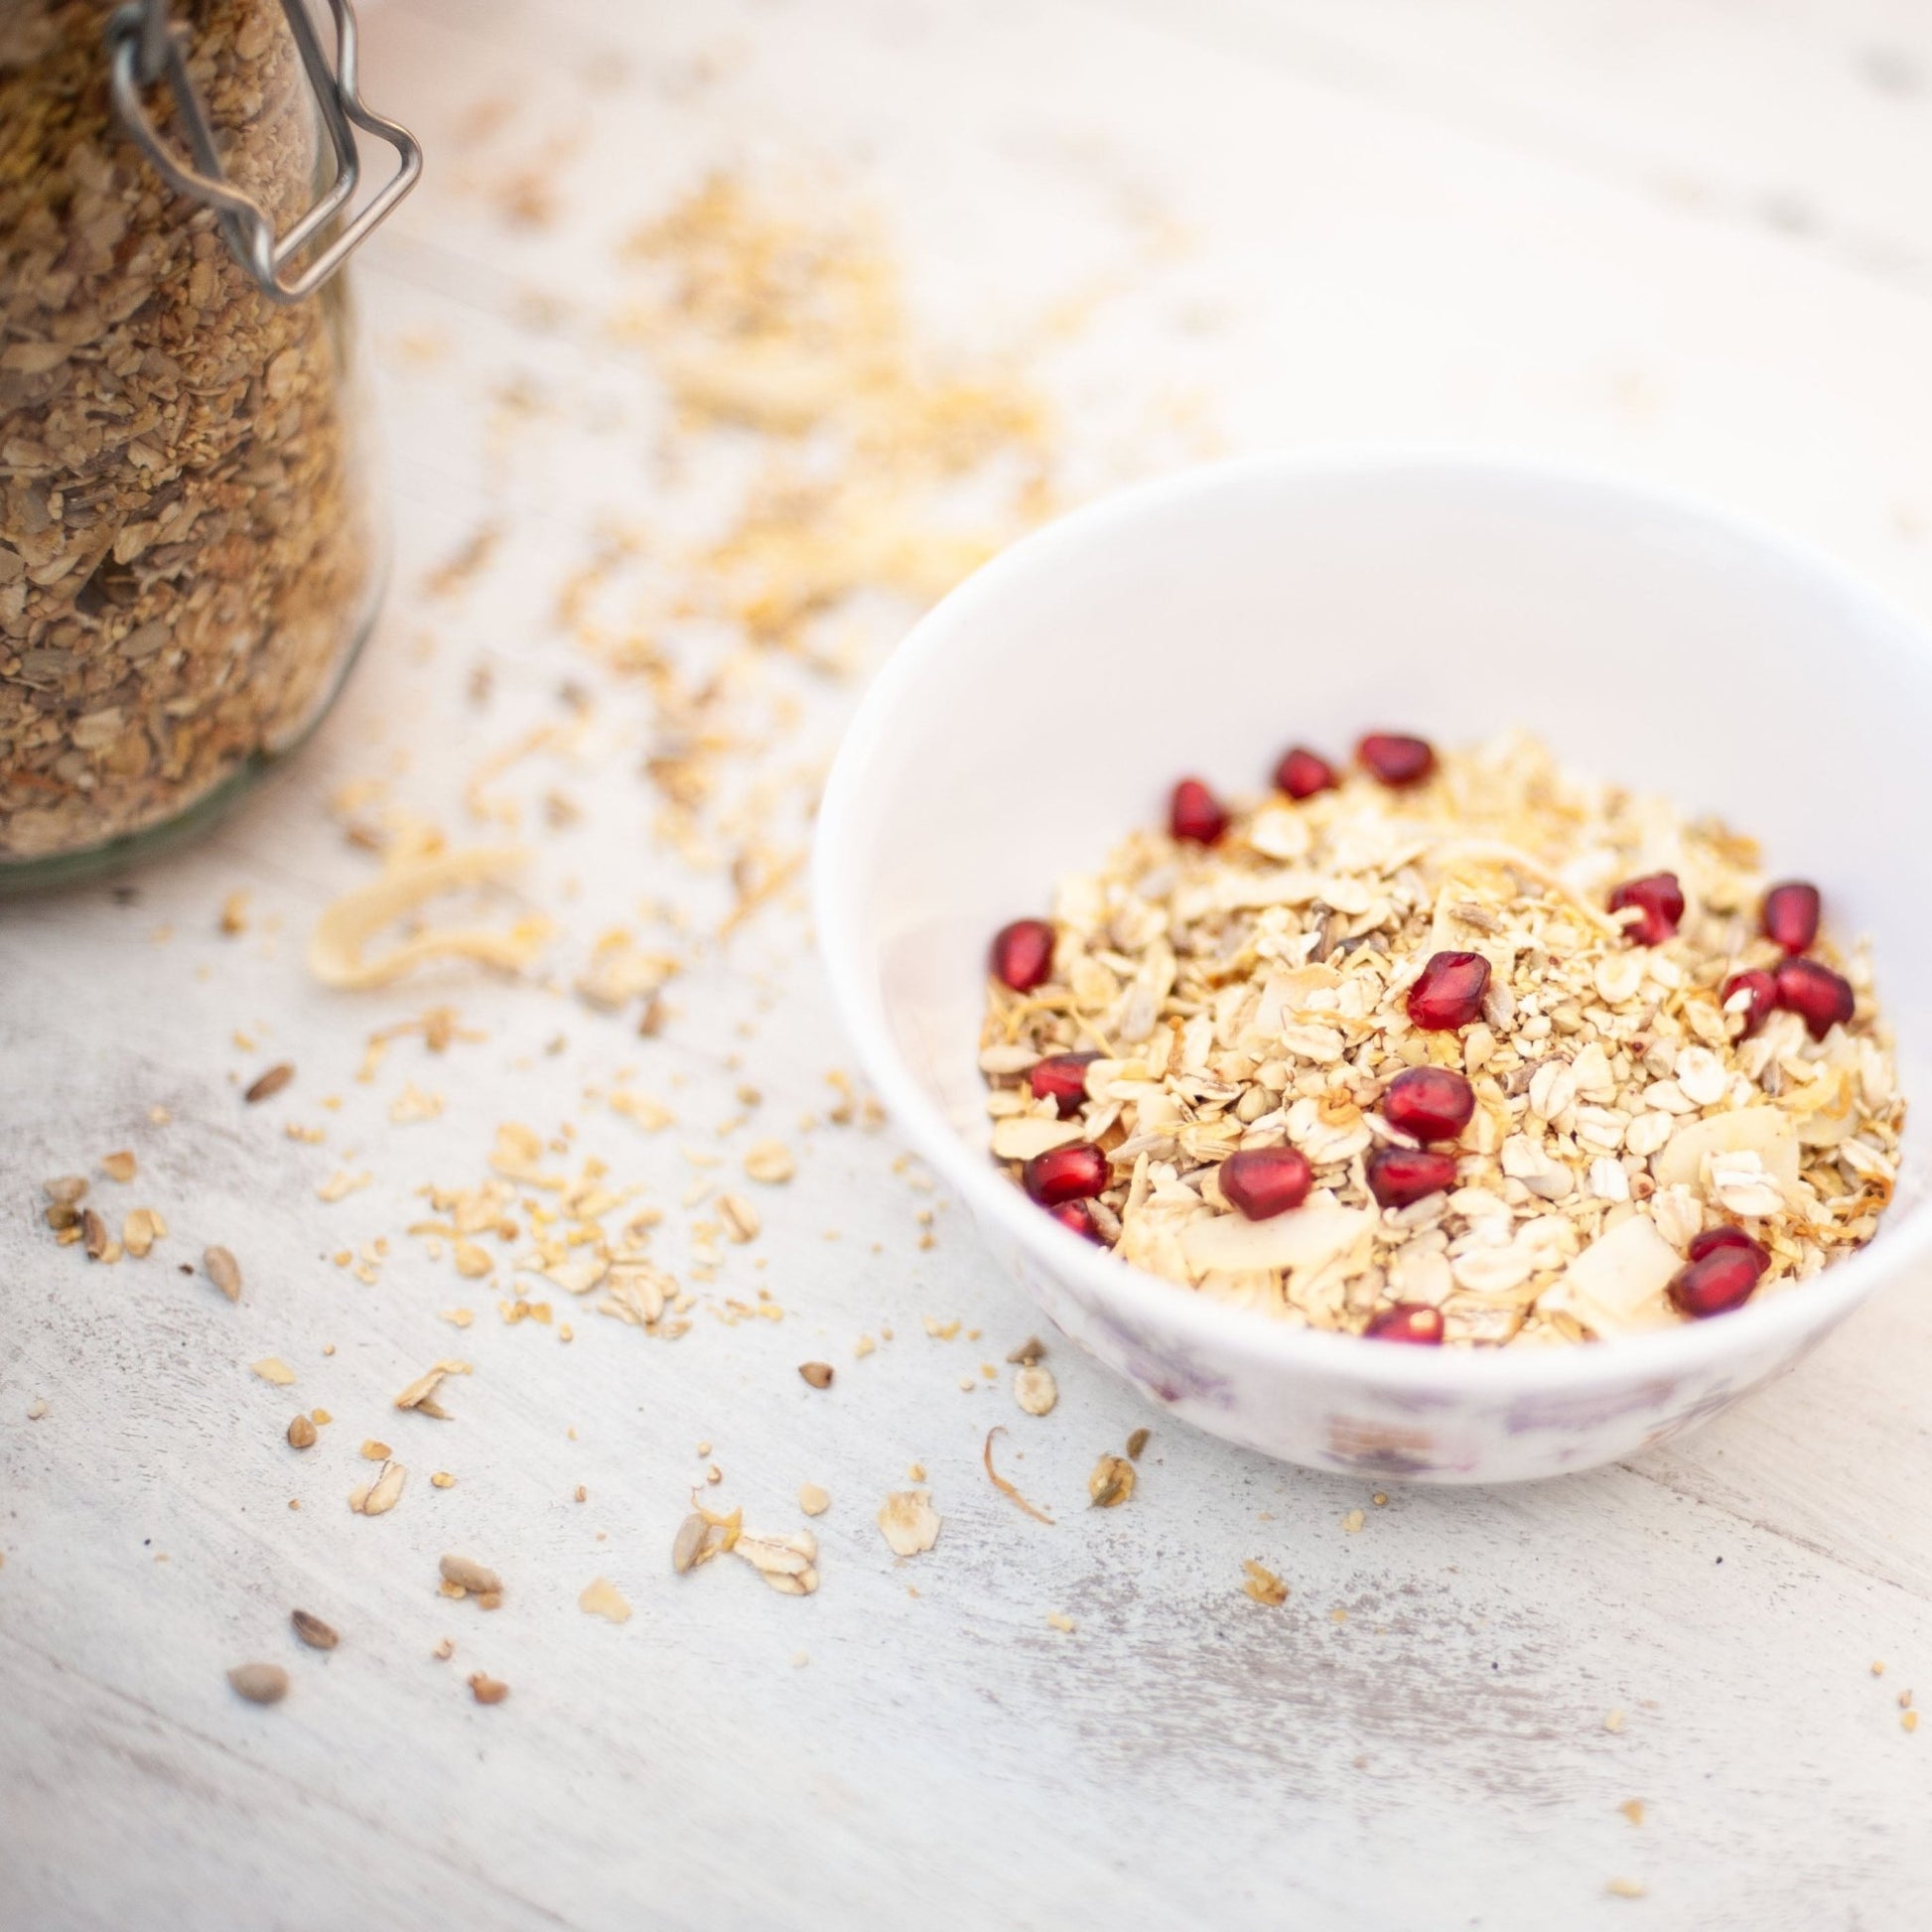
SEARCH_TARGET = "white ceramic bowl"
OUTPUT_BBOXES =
[814,450,1932,1482]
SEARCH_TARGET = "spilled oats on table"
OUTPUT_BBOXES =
[982,730,1901,1347]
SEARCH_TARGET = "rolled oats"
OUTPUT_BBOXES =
[982,733,1901,1346]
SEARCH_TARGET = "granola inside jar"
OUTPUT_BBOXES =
[0,0,402,883]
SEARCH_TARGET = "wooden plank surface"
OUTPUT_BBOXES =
[5,2,1932,1927]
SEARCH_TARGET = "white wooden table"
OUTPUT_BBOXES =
[8,2,1932,1925]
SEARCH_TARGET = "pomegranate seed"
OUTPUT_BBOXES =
[1406,951,1491,1031]
[1773,956,1855,1040]
[1667,1243,1767,1319]
[1357,733,1437,788]
[1363,1304,1446,1344]
[1382,1066,1475,1143]
[1606,872,1686,947]
[1218,1146,1313,1221]
[1022,1142,1109,1206]
[990,918,1055,991]
[1046,1199,1105,1242]
[1274,747,1338,800]
[1721,968,1778,1038]
[1687,1225,1768,1269]
[1169,776,1229,845]
[1365,1146,1459,1209]
[1029,1051,1099,1119]
[1761,881,1821,955]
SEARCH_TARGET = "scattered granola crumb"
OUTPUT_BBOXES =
[440,1555,500,1597]
[718,1192,760,1242]
[286,1414,318,1449]
[1906,1711,1921,1734]
[244,1062,295,1105]
[799,1483,831,1516]
[26,1398,48,1422]
[220,891,251,935]
[359,1440,390,1460]
[1242,1560,1290,1606]
[1873,1660,1887,1677]
[348,1460,406,1516]
[798,1361,834,1389]
[1005,1335,1046,1366]
[433,1637,455,1661]
[227,1663,289,1706]
[1341,1508,1366,1534]
[1126,1428,1151,1460]
[743,1139,795,1184]
[290,1609,339,1651]
[1013,1362,1058,1416]
[430,1471,457,1489]
[579,1577,632,1623]
[1088,1454,1136,1508]
[1604,1710,1626,1734]
[468,1672,509,1706]
[878,1488,941,1557]
[1619,1799,1645,1827]
[122,1207,164,1257]
[853,1334,876,1358]
[251,1357,295,1386]
[1372,1491,1389,1507]
[1046,1612,1076,1633]
[100,1151,136,1183]
[205,1246,242,1302]
[394,1360,472,1417]
[1605,1877,1646,1900]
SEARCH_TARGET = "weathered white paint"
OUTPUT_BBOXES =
[5,1,1932,1926]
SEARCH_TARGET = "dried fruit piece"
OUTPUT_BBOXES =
[286,1414,318,1450]
[1667,1243,1767,1318]
[1045,1199,1105,1241]
[1382,1066,1475,1143]
[1357,733,1436,788]
[798,1360,834,1389]
[1773,956,1856,1040]
[227,1663,289,1706]
[1363,1304,1447,1344]
[1364,1147,1458,1209]
[1274,746,1338,799]
[1022,1143,1108,1206]
[1761,881,1821,955]
[1088,1453,1136,1507]
[1029,1052,1099,1118]
[244,1062,295,1105]
[1126,1428,1151,1460]
[1169,776,1229,845]
[990,918,1055,992]
[1721,968,1778,1037]
[1217,1147,1313,1221]
[1606,872,1685,947]
[205,1246,242,1302]
[1406,951,1491,1031]
[290,1610,339,1651]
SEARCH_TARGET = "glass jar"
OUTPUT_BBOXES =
[0,0,418,886]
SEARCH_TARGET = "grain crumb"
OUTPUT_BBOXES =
[1013,1362,1057,1416]
[798,1361,834,1389]
[430,1470,457,1489]
[1046,1612,1076,1633]
[439,1554,501,1596]
[468,1673,509,1706]
[1341,1508,1366,1533]
[743,1139,795,1184]
[206,1246,242,1302]
[799,1482,830,1516]
[227,1663,289,1706]
[100,1151,136,1183]
[1619,1799,1645,1827]
[251,1357,295,1386]
[1604,1710,1626,1733]
[1088,1454,1135,1508]
[579,1577,632,1623]
[1605,1878,1646,1900]
[1126,1428,1151,1460]
[348,1460,406,1515]
[1242,1560,1289,1606]
[878,1488,941,1557]
[290,1609,339,1651]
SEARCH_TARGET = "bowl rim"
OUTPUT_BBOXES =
[813,444,1930,1392]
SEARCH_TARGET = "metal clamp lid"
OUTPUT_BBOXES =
[104,0,421,305]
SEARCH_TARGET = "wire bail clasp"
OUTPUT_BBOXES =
[105,0,421,305]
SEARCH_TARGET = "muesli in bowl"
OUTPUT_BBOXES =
[982,729,1900,1348]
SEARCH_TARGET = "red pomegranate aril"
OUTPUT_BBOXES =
[1761,881,1821,955]
[1274,746,1339,800]
[1773,956,1856,1040]
[1029,1051,1099,1119]
[1607,871,1686,947]
[1357,733,1437,788]
[1686,1225,1768,1270]
[1406,951,1491,1032]
[1170,776,1229,846]
[1667,1244,1767,1319]
[1218,1146,1314,1221]
[1721,968,1778,1038]
[1383,1065,1475,1143]
[1365,1146,1459,1209]
[1363,1304,1446,1345]
[1046,1199,1106,1243]
[1022,1142,1109,1206]
[990,918,1055,992]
